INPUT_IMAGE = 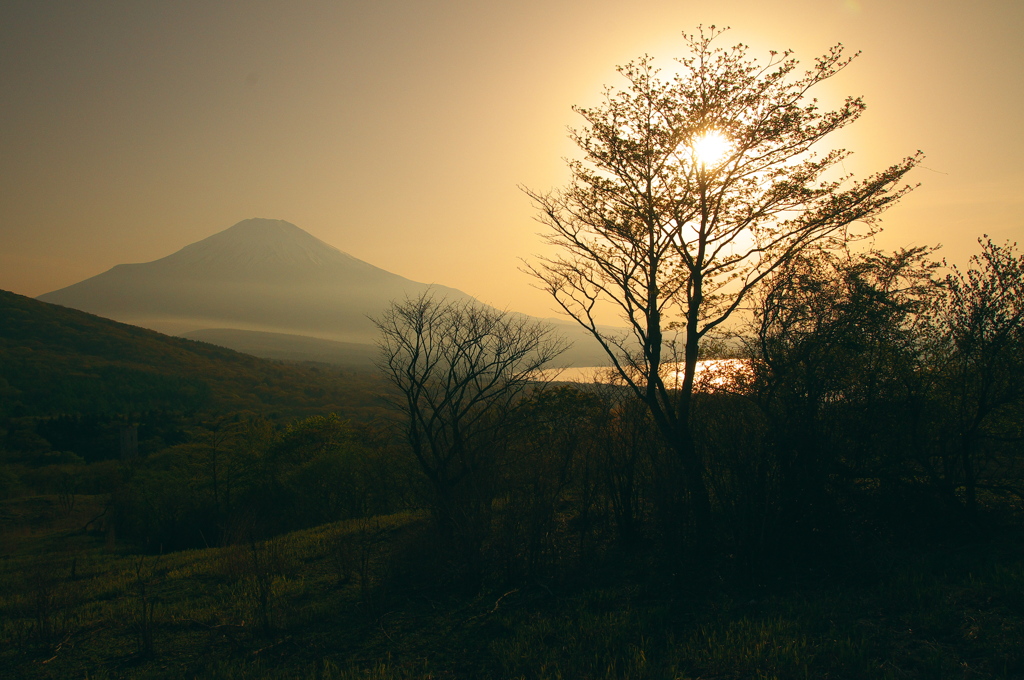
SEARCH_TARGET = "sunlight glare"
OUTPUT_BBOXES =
[691,130,732,167]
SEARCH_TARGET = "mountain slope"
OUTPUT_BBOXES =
[0,289,384,419]
[181,328,380,369]
[38,218,471,342]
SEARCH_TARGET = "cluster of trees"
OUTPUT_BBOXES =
[370,29,1024,582]
[8,242,1021,579]
[371,241,1023,583]
[108,414,413,551]
[1,412,411,552]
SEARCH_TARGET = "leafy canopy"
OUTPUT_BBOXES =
[527,27,921,388]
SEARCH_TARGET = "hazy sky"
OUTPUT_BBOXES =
[2,0,1021,320]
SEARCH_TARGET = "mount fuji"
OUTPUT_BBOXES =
[38,219,611,368]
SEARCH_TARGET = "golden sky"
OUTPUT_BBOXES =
[1,0,1021,320]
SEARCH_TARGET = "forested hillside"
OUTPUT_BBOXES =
[0,289,386,420]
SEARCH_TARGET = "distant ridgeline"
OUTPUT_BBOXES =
[0,288,385,422]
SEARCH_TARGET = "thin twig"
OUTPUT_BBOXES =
[40,631,73,664]
[467,588,520,621]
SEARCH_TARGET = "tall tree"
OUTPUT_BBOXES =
[525,27,921,542]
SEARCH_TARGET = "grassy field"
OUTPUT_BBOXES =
[2,494,1024,680]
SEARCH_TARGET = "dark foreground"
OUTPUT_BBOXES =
[3,494,1023,680]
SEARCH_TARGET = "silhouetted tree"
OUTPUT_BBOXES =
[747,246,942,553]
[525,27,921,544]
[373,292,567,565]
[937,238,1024,514]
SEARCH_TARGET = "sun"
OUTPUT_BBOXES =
[691,130,732,167]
